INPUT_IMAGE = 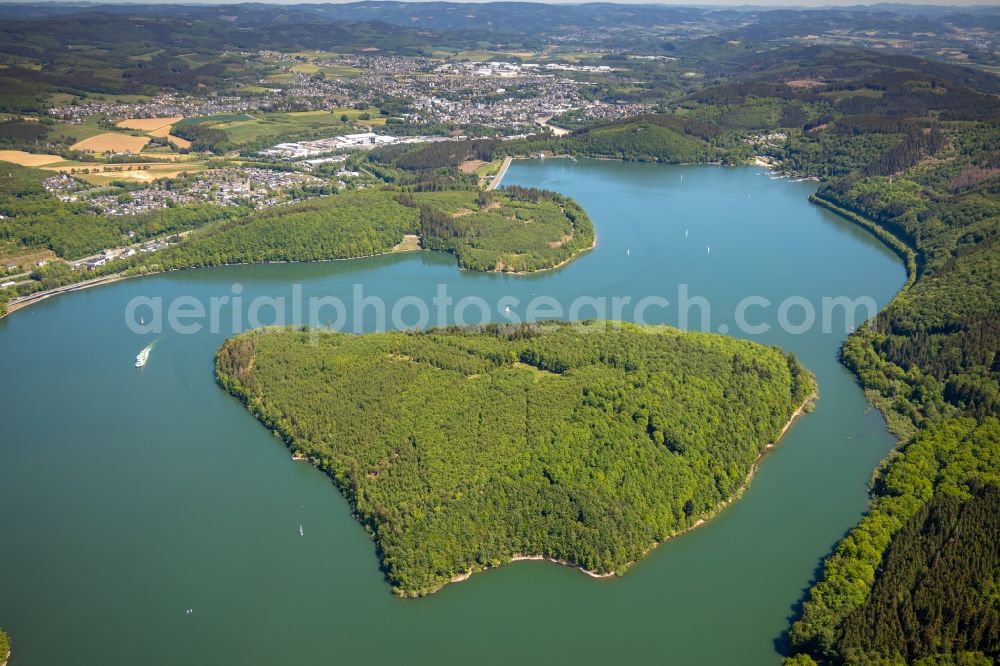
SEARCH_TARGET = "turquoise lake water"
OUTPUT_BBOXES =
[0,160,905,665]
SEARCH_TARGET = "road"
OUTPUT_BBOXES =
[487,156,513,191]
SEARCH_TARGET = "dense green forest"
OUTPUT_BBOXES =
[503,116,719,164]
[837,481,1000,664]
[149,191,419,268]
[216,322,814,596]
[0,626,8,664]
[822,169,1000,432]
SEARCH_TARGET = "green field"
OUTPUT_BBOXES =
[175,114,255,128]
[288,62,363,78]
[189,109,383,145]
[50,116,108,142]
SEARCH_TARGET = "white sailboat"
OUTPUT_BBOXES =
[685,229,689,239]
[626,248,630,256]
[299,524,304,536]
[707,246,711,255]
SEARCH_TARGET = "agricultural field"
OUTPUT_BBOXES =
[41,160,207,185]
[174,114,254,128]
[49,92,152,108]
[70,132,150,153]
[0,150,64,166]
[116,116,183,132]
[127,49,165,62]
[165,135,192,150]
[112,117,191,150]
[287,50,345,59]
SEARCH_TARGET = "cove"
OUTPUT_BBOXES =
[0,160,905,665]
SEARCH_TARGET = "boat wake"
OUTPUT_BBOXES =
[135,342,154,368]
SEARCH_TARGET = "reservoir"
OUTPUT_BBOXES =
[0,160,905,665]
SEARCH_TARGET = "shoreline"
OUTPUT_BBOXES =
[504,235,597,275]
[437,388,818,594]
[4,272,131,316]
[1,203,597,320]
[0,236,593,320]
[456,234,598,277]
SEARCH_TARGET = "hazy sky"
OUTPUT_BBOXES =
[4,0,998,6]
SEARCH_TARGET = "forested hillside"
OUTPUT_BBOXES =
[837,481,1000,664]
[216,322,814,596]
[821,169,1000,433]
[144,186,592,272]
[713,46,1000,666]
[151,191,419,268]
[503,116,718,164]
[787,418,1000,665]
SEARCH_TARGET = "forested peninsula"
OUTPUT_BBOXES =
[216,322,815,596]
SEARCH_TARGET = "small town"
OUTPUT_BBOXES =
[45,50,659,139]
[43,168,336,216]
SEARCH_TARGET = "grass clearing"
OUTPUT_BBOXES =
[50,116,107,142]
[458,159,486,174]
[318,65,364,78]
[391,234,422,253]
[0,247,58,269]
[176,114,254,127]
